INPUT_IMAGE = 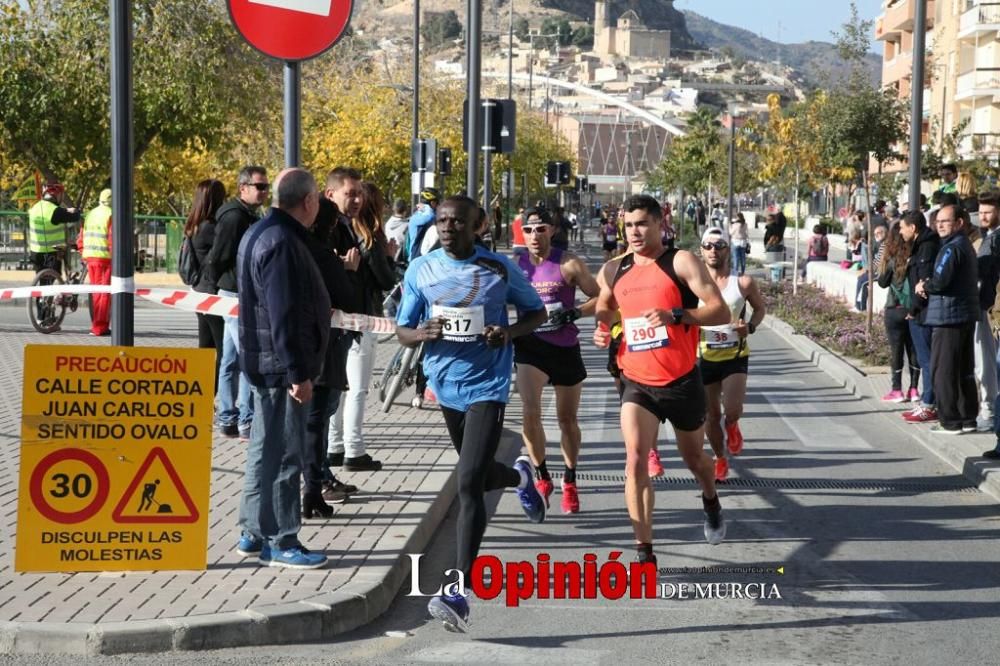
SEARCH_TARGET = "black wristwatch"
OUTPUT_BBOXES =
[748,322,757,335]
[671,308,685,326]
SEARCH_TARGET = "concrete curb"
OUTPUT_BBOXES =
[765,315,1000,502]
[764,315,872,399]
[0,465,459,655]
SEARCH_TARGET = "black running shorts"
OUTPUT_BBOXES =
[699,356,749,386]
[514,335,587,387]
[620,367,707,432]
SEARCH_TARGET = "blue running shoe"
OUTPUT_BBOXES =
[235,533,263,557]
[263,545,328,569]
[512,456,546,523]
[427,591,470,632]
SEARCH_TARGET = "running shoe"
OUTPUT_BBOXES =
[714,456,729,482]
[535,477,554,509]
[725,421,744,455]
[907,388,920,402]
[235,533,263,557]
[427,591,470,633]
[560,480,580,514]
[634,551,657,566]
[881,389,906,403]
[929,423,964,435]
[648,449,665,478]
[983,447,1000,459]
[976,415,994,433]
[702,494,726,545]
[903,406,938,423]
[513,456,546,523]
[410,395,423,409]
[262,545,328,569]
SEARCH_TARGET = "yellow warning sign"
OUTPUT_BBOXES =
[16,345,214,572]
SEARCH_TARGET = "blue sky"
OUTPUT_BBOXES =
[675,0,885,50]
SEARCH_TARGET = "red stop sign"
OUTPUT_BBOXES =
[228,0,353,61]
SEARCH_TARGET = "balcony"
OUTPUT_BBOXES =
[958,132,1000,157]
[882,0,936,33]
[958,2,1000,39]
[882,51,913,86]
[876,16,901,41]
[955,68,1000,100]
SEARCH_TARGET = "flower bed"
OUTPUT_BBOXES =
[762,281,891,367]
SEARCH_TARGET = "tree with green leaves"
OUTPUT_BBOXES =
[821,1,908,331]
[0,0,268,208]
[421,10,462,49]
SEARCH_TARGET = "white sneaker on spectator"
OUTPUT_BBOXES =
[977,415,994,433]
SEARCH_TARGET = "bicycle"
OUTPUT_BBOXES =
[377,341,423,413]
[27,245,92,334]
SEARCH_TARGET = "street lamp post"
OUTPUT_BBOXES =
[527,27,560,112]
[413,0,421,205]
[726,108,737,224]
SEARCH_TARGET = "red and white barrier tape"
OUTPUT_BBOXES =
[0,284,397,334]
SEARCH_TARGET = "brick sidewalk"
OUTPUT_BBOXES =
[0,318,461,654]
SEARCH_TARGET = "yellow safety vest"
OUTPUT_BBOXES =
[28,199,63,253]
[82,205,112,260]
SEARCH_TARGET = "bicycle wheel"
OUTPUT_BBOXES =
[377,345,405,404]
[27,268,67,334]
[382,345,416,413]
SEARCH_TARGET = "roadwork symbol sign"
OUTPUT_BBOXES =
[111,448,199,524]
[16,345,214,572]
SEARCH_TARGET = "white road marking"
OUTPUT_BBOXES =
[761,392,872,449]
[410,643,610,664]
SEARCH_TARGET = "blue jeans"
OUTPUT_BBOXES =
[733,245,747,275]
[216,289,253,430]
[908,319,934,406]
[238,385,310,550]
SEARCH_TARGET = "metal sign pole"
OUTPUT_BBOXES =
[465,0,482,199]
[483,100,494,226]
[284,62,301,167]
[110,0,134,346]
[414,0,423,204]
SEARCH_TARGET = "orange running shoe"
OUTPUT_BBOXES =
[725,420,744,455]
[560,480,580,514]
[714,456,729,482]
[535,478,554,509]
[648,449,665,478]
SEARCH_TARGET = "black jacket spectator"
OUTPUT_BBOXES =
[924,230,979,326]
[191,219,218,295]
[237,208,330,387]
[905,226,940,323]
[308,198,362,390]
[209,198,258,293]
[977,229,1000,311]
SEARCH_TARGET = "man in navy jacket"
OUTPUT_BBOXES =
[916,205,979,435]
[234,168,331,569]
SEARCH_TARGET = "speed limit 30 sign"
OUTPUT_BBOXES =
[16,345,214,572]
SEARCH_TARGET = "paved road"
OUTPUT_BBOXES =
[3,303,997,664]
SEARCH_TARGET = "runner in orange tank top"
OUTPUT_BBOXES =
[592,195,731,565]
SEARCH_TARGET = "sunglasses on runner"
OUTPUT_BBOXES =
[245,182,270,191]
[701,241,728,250]
[522,225,549,234]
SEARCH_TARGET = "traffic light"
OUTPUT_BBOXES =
[546,161,570,187]
[575,175,588,192]
[438,148,452,176]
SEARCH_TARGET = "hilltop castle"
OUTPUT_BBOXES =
[593,0,671,60]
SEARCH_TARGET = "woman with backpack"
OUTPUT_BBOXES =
[183,179,227,393]
[876,224,920,403]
